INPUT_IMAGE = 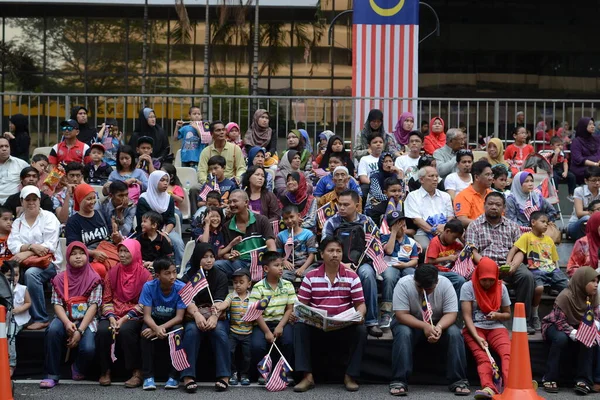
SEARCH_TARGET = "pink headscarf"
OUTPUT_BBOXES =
[51,241,101,300]
[393,112,415,146]
[108,239,150,303]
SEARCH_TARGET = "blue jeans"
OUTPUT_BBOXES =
[180,320,231,379]
[214,259,251,279]
[357,263,378,326]
[381,266,415,311]
[568,216,590,241]
[250,322,293,368]
[545,324,593,384]
[45,318,96,381]
[8,322,23,367]
[25,263,57,323]
[391,322,468,386]
[168,231,184,267]
[438,272,466,301]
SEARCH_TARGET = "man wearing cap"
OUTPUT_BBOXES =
[4,167,54,216]
[433,128,466,179]
[317,166,363,213]
[70,106,98,145]
[48,119,92,167]
[454,160,493,228]
[0,136,29,205]
[198,121,246,184]
[7,186,63,330]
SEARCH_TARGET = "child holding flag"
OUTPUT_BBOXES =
[249,251,297,384]
[460,257,511,399]
[276,205,318,281]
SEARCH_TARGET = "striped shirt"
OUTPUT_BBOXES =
[249,278,296,323]
[223,291,253,335]
[297,264,365,316]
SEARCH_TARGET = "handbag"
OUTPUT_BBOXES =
[128,182,141,204]
[21,253,54,269]
[63,272,89,321]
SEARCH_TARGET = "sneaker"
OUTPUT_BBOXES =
[367,325,384,338]
[380,312,393,329]
[567,195,574,202]
[165,377,179,390]
[230,372,239,386]
[527,324,536,335]
[143,377,156,391]
[258,376,266,385]
[240,375,250,386]
[531,316,541,331]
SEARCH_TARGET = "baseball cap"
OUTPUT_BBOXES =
[20,185,41,199]
[60,119,79,129]
[231,268,251,279]
[137,136,154,147]
[90,143,106,154]
[386,210,406,227]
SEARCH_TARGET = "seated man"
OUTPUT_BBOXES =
[0,136,30,205]
[53,162,85,224]
[317,166,363,213]
[313,154,362,199]
[454,160,493,228]
[433,128,465,179]
[4,167,54,216]
[390,264,470,396]
[48,120,91,167]
[294,237,367,393]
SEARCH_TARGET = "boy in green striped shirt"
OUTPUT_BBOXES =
[249,251,296,384]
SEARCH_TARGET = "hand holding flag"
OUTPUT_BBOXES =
[421,290,434,327]
[178,267,209,306]
[576,301,600,348]
[168,329,191,371]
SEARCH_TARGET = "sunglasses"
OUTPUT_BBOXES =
[457,149,473,155]
[61,126,75,132]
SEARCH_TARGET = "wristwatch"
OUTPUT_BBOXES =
[77,328,84,335]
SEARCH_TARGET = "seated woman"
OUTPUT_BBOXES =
[136,171,185,267]
[568,212,600,277]
[286,129,313,172]
[103,145,148,200]
[8,186,63,331]
[461,257,511,399]
[314,130,335,166]
[444,150,473,200]
[244,109,278,168]
[96,239,152,387]
[568,167,600,240]
[39,242,102,389]
[506,171,558,229]
[275,150,308,197]
[247,147,274,192]
[181,243,230,393]
[66,183,121,278]
[365,152,403,214]
[279,172,317,232]
[541,267,599,395]
[242,165,280,222]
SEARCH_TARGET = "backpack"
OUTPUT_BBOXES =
[334,220,366,265]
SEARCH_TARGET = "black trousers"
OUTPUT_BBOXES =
[140,323,182,379]
[96,318,142,374]
[229,332,251,376]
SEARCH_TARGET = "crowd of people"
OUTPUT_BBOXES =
[3,106,600,398]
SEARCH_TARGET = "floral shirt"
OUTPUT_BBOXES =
[567,237,591,277]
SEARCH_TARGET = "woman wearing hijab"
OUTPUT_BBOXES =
[365,152,403,213]
[96,239,152,387]
[4,113,31,161]
[571,117,600,184]
[484,138,508,168]
[284,129,312,171]
[315,130,335,165]
[567,213,600,277]
[460,257,511,399]
[353,109,400,162]
[505,171,558,228]
[40,242,102,389]
[180,243,230,393]
[279,171,317,231]
[393,112,415,147]
[244,109,278,167]
[557,121,572,144]
[70,106,98,145]
[423,117,446,155]
[247,147,274,192]
[136,170,184,266]
[319,135,355,177]
[275,150,311,197]
[129,108,169,160]
[541,267,599,395]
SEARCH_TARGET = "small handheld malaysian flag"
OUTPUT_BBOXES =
[366,236,388,274]
[523,199,540,221]
[421,290,433,326]
[257,353,272,380]
[250,247,266,282]
[168,330,191,371]
[452,243,475,279]
[271,220,280,236]
[178,268,209,306]
[577,301,599,348]
[242,296,271,322]
[317,202,336,228]
[265,358,291,392]
[284,231,294,261]
[110,330,117,362]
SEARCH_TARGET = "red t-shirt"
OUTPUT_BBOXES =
[425,236,464,272]
[49,140,91,166]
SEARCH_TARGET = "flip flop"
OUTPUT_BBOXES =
[215,379,229,392]
[39,379,57,389]
[185,381,198,393]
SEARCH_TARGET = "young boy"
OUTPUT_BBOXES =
[380,210,419,328]
[83,143,112,185]
[97,118,123,167]
[276,206,317,282]
[3,262,30,377]
[510,211,568,331]
[544,136,576,201]
[139,257,187,390]
[394,131,423,182]
[53,161,85,223]
[213,268,253,386]
[425,219,466,298]
[0,207,14,262]
[357,134,385,185]
[174,106,209,169]
[491,165,510,196]
[31,153,49,187]
[136,136,161,176]
[366,177,404,228]
[197,156,238,207]
[249,251,296,384]
[137,211,174,273]
[504,126,534,176]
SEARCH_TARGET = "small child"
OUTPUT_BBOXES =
[504,126,534,176]
[366,177,404,228]
[510,211,568,331]
[83,143,112,185]
[0,207,14,262]
[192,191,222,230]
[425,219,466,298]
[213,268,253,386]
[276,205,317,282]
[174,106,209,169]
[136,136,161,176]
[491,165,510,196]
[139,257,186,391]
[249,251,296,384]
[197,156,238,207]
[544,136,576,201]
[98,118,123,167]
[137,211,174,274]
[226,122,245,156]
[194,206,226,258]
[31,154,51,195]
[357,134,385,185]
[4,264,31,377]
[380,211,419,329]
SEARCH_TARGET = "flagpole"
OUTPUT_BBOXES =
[291,228,295,267]
[354,223,377,269]
[263,342,275,368]
[423,290,434,328]
[151,326,184,341]
[272,342,294,371]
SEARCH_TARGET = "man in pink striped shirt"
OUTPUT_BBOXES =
[293,237,367,393]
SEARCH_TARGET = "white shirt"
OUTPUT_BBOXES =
[404,187,454,236]
[8,209,63,268]
[358,154,380,178]
[444,173,472,195]
[395,154,420,182]
[13,283,31,326]
[0,156,29,205]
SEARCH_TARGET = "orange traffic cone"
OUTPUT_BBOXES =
[0,305,14,400]
[494,302,544,399]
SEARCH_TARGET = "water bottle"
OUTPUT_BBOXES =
[185,180,191,193]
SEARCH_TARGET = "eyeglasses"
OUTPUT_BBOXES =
[588,178,600,183]
[457,149,473,155]
[61,126,74,132]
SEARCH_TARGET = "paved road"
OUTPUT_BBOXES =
[11,381,581,399]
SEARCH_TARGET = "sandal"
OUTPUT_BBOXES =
[71,363,85,381]
[39,379,57,389]
[389,382,408,396]
[543,381,559,393]
[449,381,471,396]
[215,379,229,392]
[184,380,198,393]
[474,387,495,399]
[575,381,591,395]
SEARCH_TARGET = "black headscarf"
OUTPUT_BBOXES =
[360,109,386,138]
[319,135,355,176]
[185,242,227,305]
[129,108,169,159]
[574,117,598,153]
[70,106,97,145]
[371,152,395,191]
[8,114,30,161]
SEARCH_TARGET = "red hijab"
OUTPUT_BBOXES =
[423,116,446,155]
[281,171,314,218]
[51,241,101,301]
[73,183,95,212]
[108,239,150,303]
[472,257,503,315]
[587,213,600,269]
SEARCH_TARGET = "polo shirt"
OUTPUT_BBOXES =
[249,278,297,323]
[404,187,454,236]
[48,140,91,166]
[569,185,600,223]
[222,210,274,262]
[197,142,246,183]
[297,264,365,316]
[224,292,252,335]
[454,185,491,221]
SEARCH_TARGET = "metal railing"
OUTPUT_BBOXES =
[2,92,599,149]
